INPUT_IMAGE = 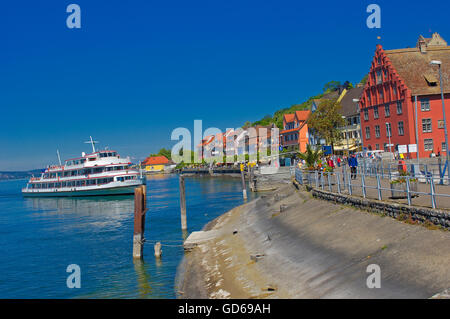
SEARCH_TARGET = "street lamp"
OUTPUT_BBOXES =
[386,122,392,153]
[430,60,449,181]
[353,98,364,153]
[342,115,350,156]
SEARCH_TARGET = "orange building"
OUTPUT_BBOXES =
[280,110,310,152]
[142,155,170,172]
[359,33,450,158]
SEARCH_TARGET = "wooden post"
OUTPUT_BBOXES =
[240,164,247,200]
[133,185,146,259]
[154,242,162,259]
[179,175,187,231]
[248,165,255,192]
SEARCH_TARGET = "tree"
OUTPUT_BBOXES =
[150,148,172,160]
[360,74,369,85]
[242,121,252,129]
[297,144,323,169]
[307,98,345,153]
[322,81,341,93]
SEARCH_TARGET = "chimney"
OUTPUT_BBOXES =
[419,40,427,53]
[417,35,427,53]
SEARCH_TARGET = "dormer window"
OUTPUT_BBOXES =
[424,73,438,87]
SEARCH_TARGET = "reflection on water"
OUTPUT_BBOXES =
[0,174,256,298]
[24,196,134,229]
[133,259,153,298]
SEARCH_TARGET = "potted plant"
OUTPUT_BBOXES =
[297,145,323,184]
[390,171,418,199]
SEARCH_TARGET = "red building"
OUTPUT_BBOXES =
[359,33,450,158]
[280,110,310,153]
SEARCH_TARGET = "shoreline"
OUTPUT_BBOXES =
[177,182,450,299]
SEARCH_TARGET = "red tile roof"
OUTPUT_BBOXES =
[142,155,169,165]
[283,110,310,124]
[283,113,295,123]
[295,110,310,121]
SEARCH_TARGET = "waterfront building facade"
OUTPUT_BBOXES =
[280,110,310,152]
[143,155,170,172]
[335,86,364,154]
[359,33,450,158]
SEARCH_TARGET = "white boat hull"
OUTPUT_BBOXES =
[22,181,145,197]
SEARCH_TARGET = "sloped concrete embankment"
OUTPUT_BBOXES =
[179,184,450,298]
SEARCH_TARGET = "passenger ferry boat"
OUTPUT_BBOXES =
[22,137,145,197]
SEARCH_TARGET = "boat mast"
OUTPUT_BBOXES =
[56,149,62,166]
[84,136,99,153]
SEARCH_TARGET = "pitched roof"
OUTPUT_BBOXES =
[339,87,364,117]
[143,155,169,165]
[312,90,340,108]
[295,110,310,121]
[383,33,450,96]
[283,111,310,123]
[283,113,295,123]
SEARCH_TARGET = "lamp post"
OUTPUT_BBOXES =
[430,60,449,181]
[386,122,392,153]
[353,99,364,154]
[342,115,350,156]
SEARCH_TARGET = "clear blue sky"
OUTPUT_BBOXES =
[1,0,449,170]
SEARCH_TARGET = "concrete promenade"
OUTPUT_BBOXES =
[179,182,450,299]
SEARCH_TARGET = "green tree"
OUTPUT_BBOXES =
[322,81,341,93]
[242,121,252,129]
[360,74,369,85]
[297,144,323,169]
[150,148,172,160]
[307,98,345,153]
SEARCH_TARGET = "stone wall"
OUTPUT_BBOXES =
[311,188,450,230]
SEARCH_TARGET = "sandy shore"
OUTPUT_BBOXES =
[178,182,450,299]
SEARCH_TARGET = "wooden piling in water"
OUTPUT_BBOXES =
[240,164,248,200]
[154,242,162,258]
[179,175,187,231]
[248,165,254,192]
[133,185,147,259]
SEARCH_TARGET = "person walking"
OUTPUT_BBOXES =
[327,156,335,170]
[348,154,358,180]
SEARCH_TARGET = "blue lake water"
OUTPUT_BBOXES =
[0,174,256,298]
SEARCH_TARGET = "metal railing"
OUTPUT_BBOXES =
[295,166,450,210]
[356,158,450,186]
